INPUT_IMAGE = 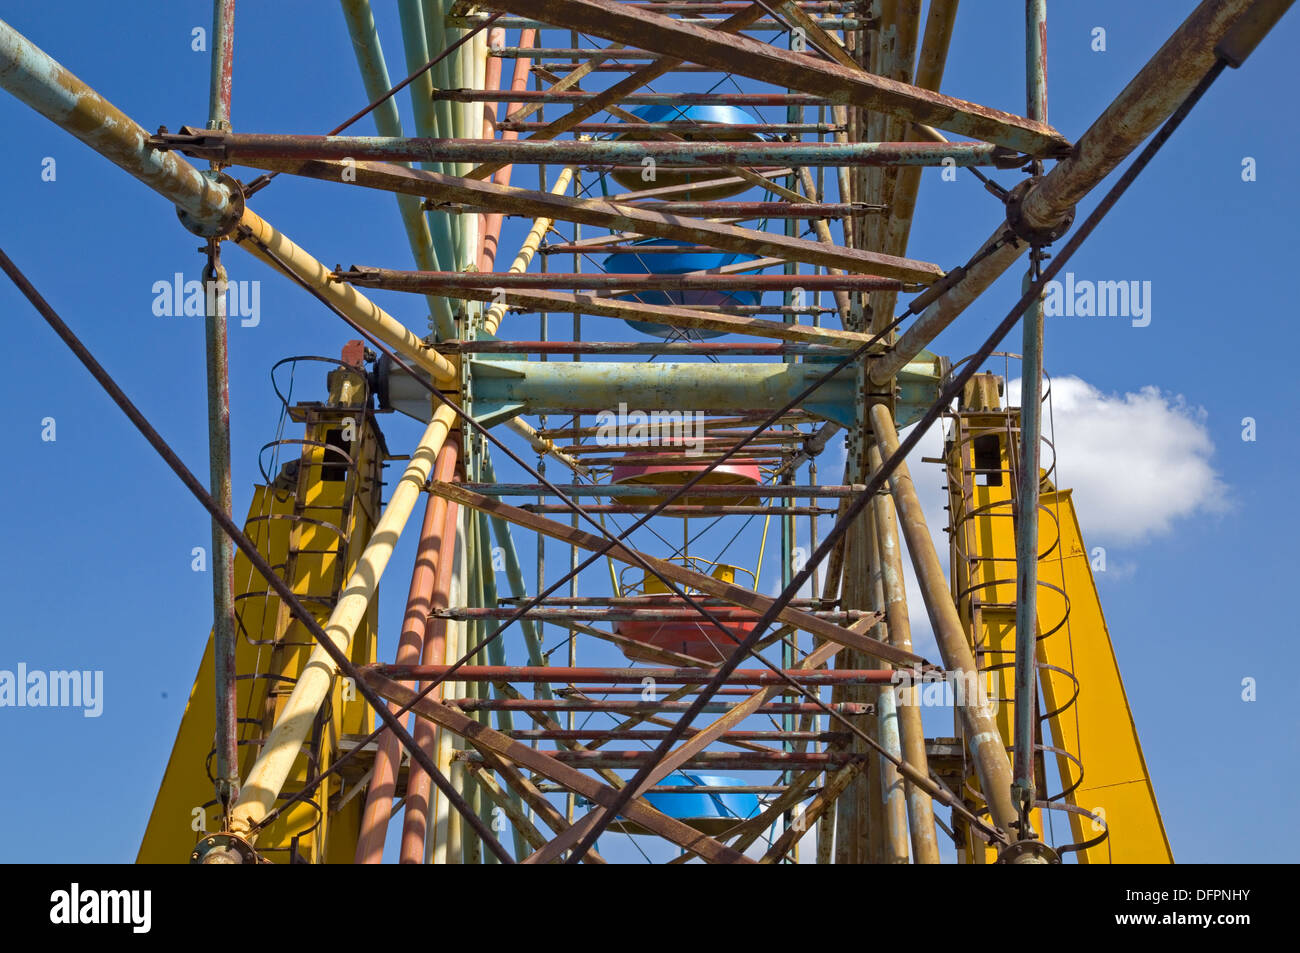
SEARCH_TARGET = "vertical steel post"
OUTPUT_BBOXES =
[205,0,237,816]
[203,248,238,816]
[859,499,885,863]
[441,510,469,862]
[566,119,581,840]
[462,453,486,864]
[208,0,235,131]
[1012,0,1048,828]
[783,74,802,856]
[779,470,794,851]
[1026,0,1048,126]
[474,493,528,859]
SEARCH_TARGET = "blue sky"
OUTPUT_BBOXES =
[0,1,1296,863]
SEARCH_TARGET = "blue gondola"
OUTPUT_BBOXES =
[603,773,762,837]
[604,238,760,338]
[610,103,763,201]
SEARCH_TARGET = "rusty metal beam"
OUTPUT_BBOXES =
[437,89,835,105]
[456,14,862,29]
[866,0,959,329]
[606,167,792,202]
[870,403,1020,841]
[207,0,235,131]
[547,201,880,218]
[496,120,844,133]
[464,760,554,855]
[508,730,847,742]
[460,750,867,769]
[464,482,862,497]
[869,443,940,864]
[222,156,945,281]
[432,608,869,623]
[368,663,903,684]
[468,750,608,863]
[759,761,864,864]
[0,19,234,226]
[467,0,1068,155]
[343,267,908,293]
[162,130,1012,168]
[403,282,882,344]
[466,2,766,180]
[519,504,834,515]
[1018,0,1261,233]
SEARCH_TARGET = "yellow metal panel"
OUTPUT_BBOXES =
[1036,488,1173,863]
[140,399,384,863]
[943,409,1170,863]
[137,487,294,863]
[246,410,381,863]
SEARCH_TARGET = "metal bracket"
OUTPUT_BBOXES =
[996,838,1061,864]
[190,831,263,864]
[1004,176,1073,245]
[150,125,230,161]
[176,169,244,239]
[991,147,1029,170]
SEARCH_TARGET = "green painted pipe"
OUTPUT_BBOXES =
[339,0,455,338]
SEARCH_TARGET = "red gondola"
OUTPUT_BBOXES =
[610,450,764,663]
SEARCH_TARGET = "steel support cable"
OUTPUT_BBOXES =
[0,247,515,865]
[562,55,1231,864]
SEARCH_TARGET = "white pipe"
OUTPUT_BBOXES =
[231,402,459,837]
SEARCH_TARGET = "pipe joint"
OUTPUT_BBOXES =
[190,831,263,864]
[177,169,245,239]
[1005,176,1073,245]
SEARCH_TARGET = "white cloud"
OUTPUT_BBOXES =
[895,416,949,659]
[875,376,1228,658]
[1006,376,1231,543]
[1097,558,1138,583]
